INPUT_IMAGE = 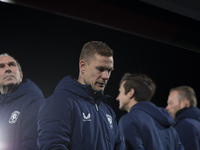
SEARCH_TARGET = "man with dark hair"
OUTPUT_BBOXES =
[166,86,200,150]
[117,73,184,150]
[38,41,124,150]
[0,53,44,150]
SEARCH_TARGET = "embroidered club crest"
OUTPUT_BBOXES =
[106,114,113,129]
[9,111,20,124]
[83,113,91,121]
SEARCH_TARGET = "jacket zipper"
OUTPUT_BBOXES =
[95,103,107,150]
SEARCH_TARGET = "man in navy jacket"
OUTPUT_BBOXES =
[0,53,44,150]
[166,86,200,150]
[38,41,124,150]
[116,73,184,150]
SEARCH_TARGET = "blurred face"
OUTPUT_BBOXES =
[116,81,131,112]
[0,56,23,93]
[166,91,183,119]
[82,54,113,92]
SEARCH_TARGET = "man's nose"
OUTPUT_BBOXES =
[116,95,119,101]
[102,71,109,80]
[5,65,12,73]
[165,105,169,111]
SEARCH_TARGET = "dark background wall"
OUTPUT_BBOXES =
[1,2,200,120]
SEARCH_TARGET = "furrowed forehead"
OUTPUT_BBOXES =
[0,56,18,69]
[0,56,16,63]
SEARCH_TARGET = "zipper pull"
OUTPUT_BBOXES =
[95,104,99,111]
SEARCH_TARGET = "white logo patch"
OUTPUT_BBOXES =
[9,111,20,124]
[106,114,113,129]
[83,113,91,121]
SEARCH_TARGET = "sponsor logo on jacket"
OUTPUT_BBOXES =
[83,113,91,121]
[9,111,20,124]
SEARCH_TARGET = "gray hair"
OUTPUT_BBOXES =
[170,86,197,107]
[0,53,22,72]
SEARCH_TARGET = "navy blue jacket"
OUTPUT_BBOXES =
[37,75,123,150]
[118,101,184,150]
[0,79,44,150]
[174,107,200,150]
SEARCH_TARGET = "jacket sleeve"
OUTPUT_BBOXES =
[175,122,198,150]
[114,118,126,150]
[37,94,73,150]
[118,117,145,150]
[20,95,44,150]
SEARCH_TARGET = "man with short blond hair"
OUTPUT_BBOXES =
[166,85,200,150]
[38,41,124,150]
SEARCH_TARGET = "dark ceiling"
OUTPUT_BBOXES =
[1,0,200,52]
[141,0,200,21]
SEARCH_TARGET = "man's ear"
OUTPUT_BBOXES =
[180,99,190,108]
[20,71,23,82]
[128,88,135,98]
[79,60,86,73]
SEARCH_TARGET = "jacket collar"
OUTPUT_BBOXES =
[54,75,112,103]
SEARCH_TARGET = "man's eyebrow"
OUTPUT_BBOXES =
[107,67,114,71]
[0,61,16,66]
[8,61,16,64]
[96,66,114,71]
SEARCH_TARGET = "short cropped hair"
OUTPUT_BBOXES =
[0,53,22,72]
[79,41,113,64]
[170,86,197,107]
[120,73,156,102]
